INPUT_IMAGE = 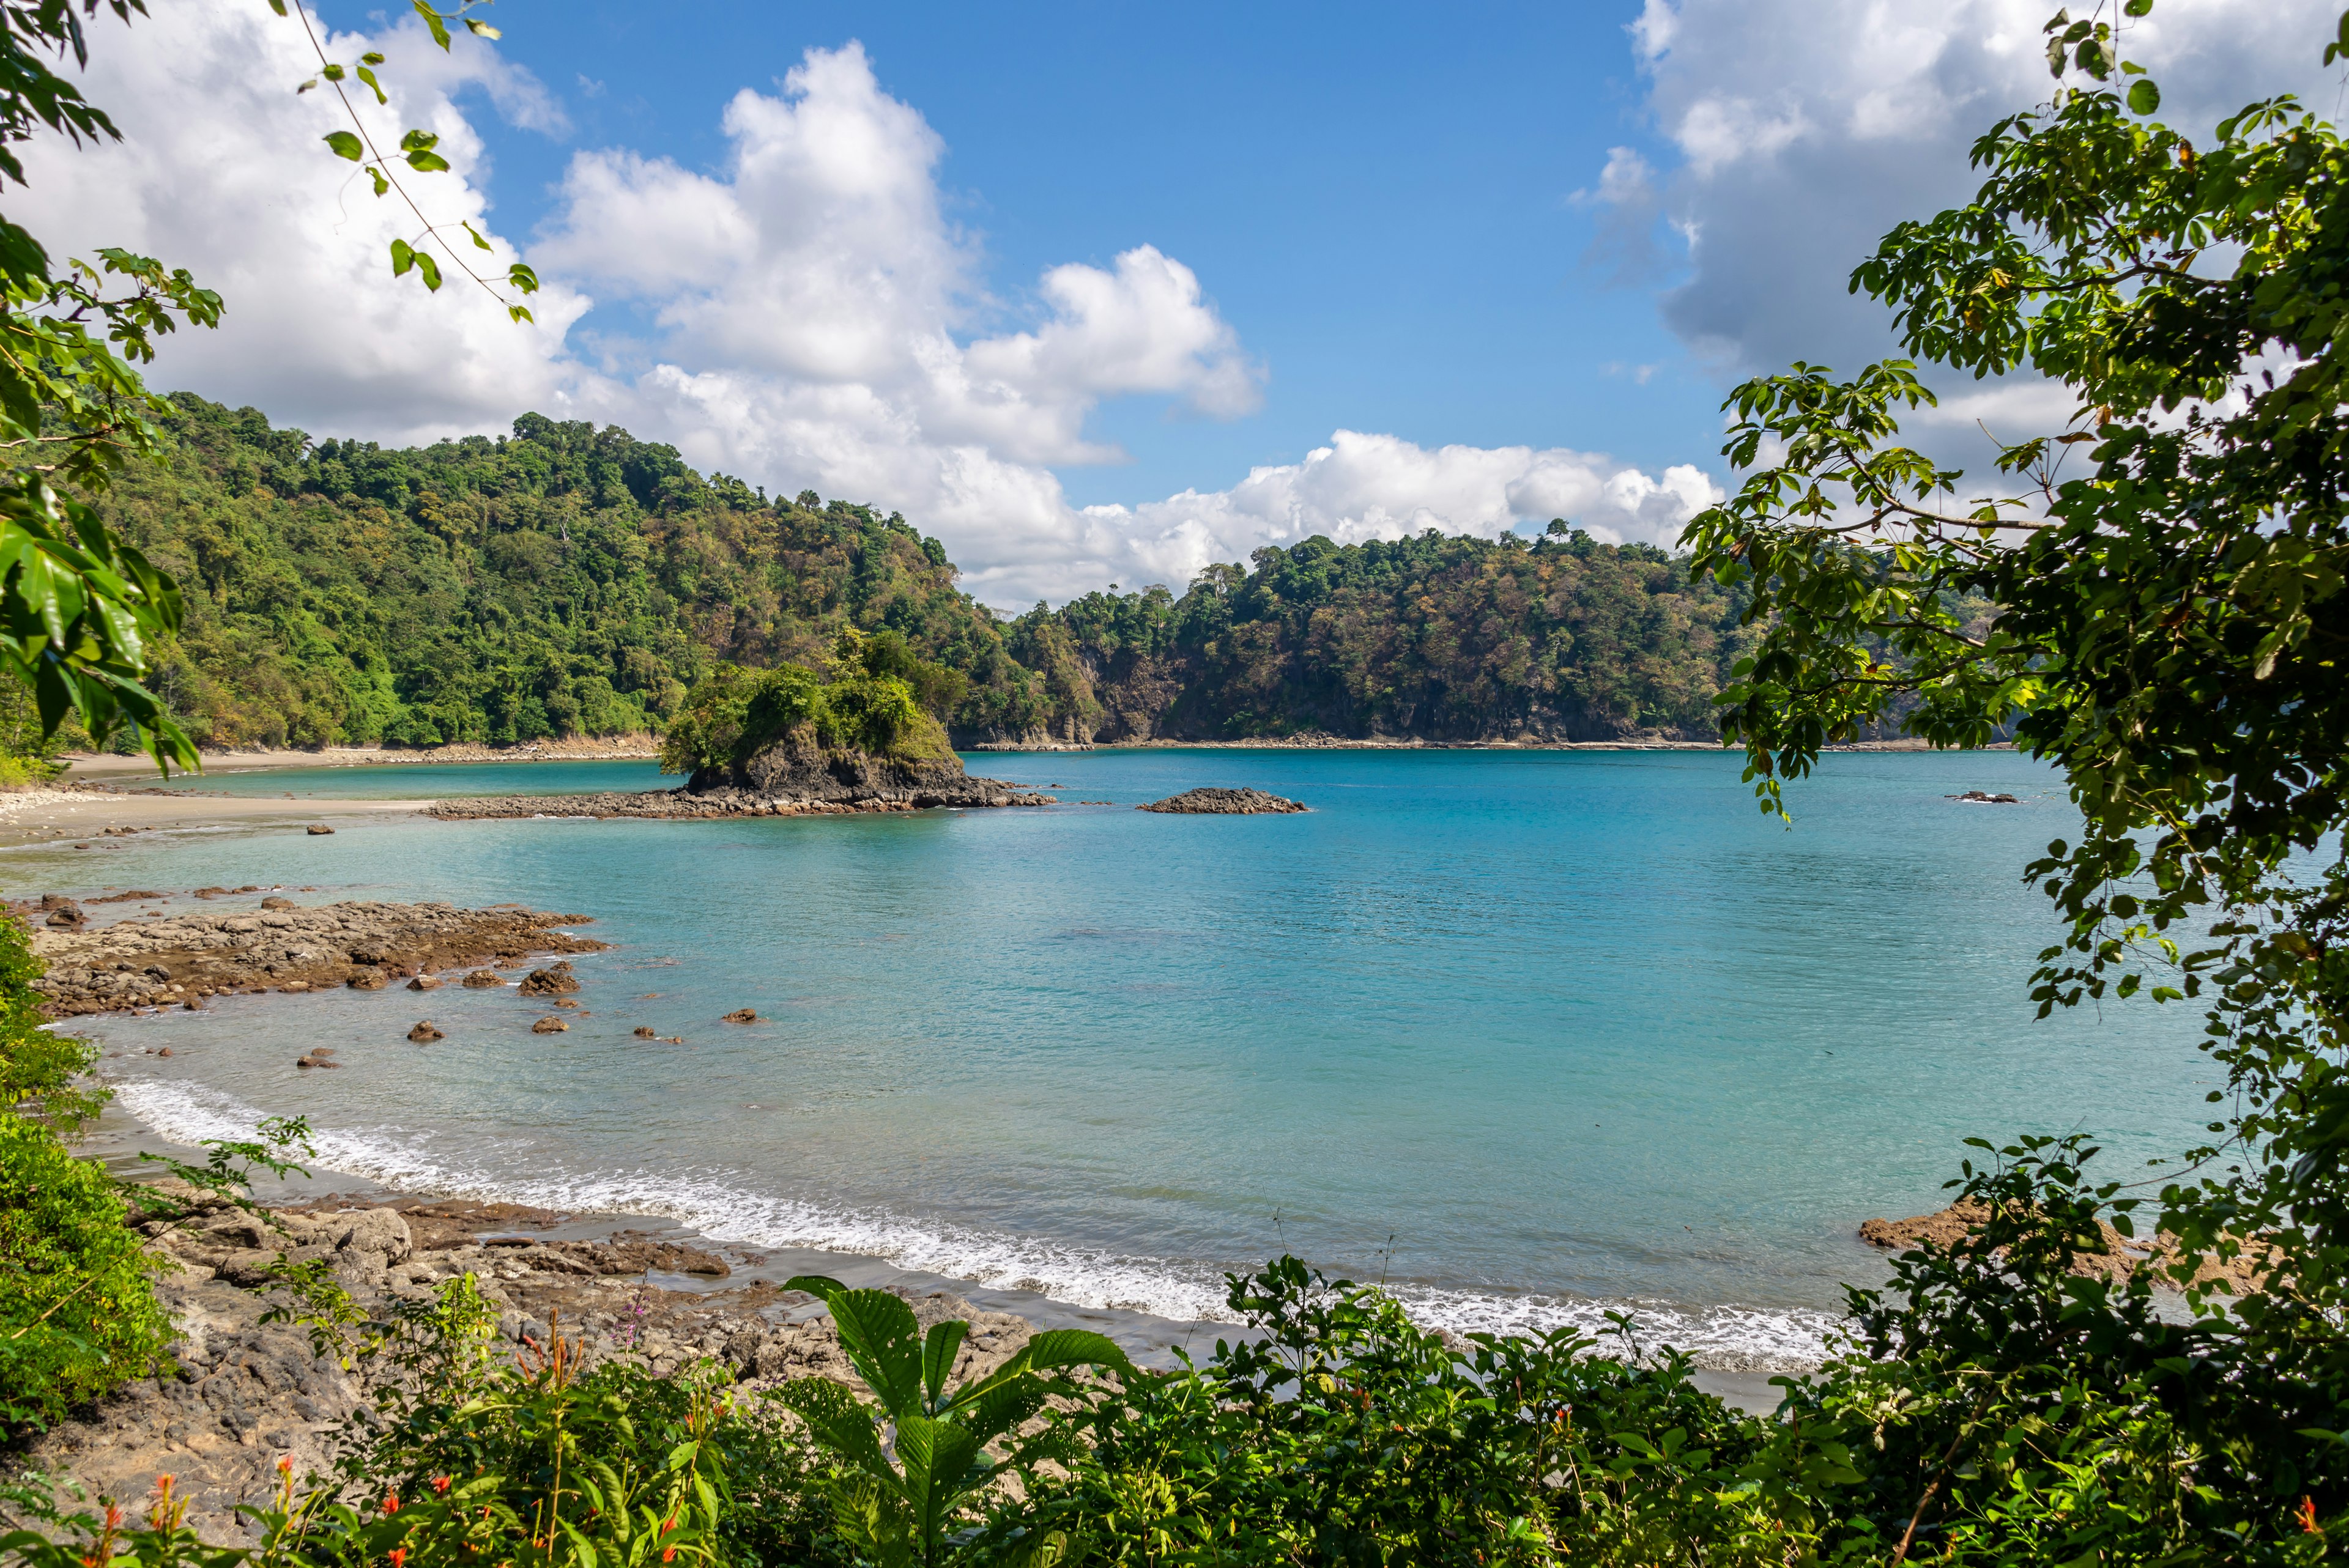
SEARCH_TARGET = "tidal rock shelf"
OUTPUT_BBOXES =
[427,782,1053,821]
[26,901,606,1016]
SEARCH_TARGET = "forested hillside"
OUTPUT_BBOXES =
[89,396,1748,750]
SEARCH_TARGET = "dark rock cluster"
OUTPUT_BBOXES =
[1137,787,1310,815]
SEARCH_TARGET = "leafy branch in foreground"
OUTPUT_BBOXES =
[1679,0,2349,1554]
[278,0,541,319]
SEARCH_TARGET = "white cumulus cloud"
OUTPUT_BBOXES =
[30,2,1718,605]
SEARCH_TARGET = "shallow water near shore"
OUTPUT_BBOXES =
[43,748,2211,1370]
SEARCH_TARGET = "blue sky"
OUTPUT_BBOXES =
[40,0,2337,602]
[403,0,1705,509]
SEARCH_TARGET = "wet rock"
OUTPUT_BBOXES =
[43,899,84,928]
[346,971,387,991]
[461,969,504,989]
[723,1008,758,1024]
[407,975,440,991]
[407,1021,443,1043]
[1947,790,2021,804]
[306,824,336,836]
[531,1016,570,1034]
[1138,787,1308,815]
[518,961,581,996]
[261,896,296,910]
[294,1053,338,1069]
[633,1026,657,1039]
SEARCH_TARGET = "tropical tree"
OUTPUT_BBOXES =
[0,0,534,769]
[1680,0,2349,1547]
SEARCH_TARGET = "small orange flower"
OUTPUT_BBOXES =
[2300,1495,2322,1534]
[276,1456,294,1476]
[661,1550,675,1564]
[431,1476,453,1496]
[388,1548,407,1567]
[383,1492,400,1516]
[662,1518,678,1535]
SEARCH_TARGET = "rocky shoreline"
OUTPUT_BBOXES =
[20,900,606,1016]
[425,780,1053,821]
[22,1186,1036,1544]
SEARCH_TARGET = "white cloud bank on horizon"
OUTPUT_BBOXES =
[1605,0,2342,452]
[20,2,1718,607]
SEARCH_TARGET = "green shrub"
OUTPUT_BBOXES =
[659,631,956,775]
[0,1111,173,1432]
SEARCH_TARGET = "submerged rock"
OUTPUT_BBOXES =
[723,1008,758,1024]
[1138,787,1309,815]
[1947,790,2021,804]
[408,1021,443,1043]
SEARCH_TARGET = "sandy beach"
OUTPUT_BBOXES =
[0,785,425,848]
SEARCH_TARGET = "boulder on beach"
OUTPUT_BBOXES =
[461,969,503,988]
[306,823,336,835]
[1138,787,1309,815]
[347,971,387,991]
[408,975,440,991]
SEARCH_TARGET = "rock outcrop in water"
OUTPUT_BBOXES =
[1138,787,1309,815]
[21,1188,1037,1544]
[428,727,1052,821]
[23,900,605,1016]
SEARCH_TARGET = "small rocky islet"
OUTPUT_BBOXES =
[1138,786,1309,815]
[429,726,1050,821]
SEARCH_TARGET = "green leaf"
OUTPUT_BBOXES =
[404,149,451,172]
[322,130,364,161]
[411,0,453,50]
[357,65,388,105]
[414,250,443,290]
[921,1318,968,1409]
[462,220,494,251]
[2128,79,2161,114]
[2123,0,2153,12]
[390,238,416,276]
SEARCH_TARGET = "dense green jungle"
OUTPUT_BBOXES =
[84,394,1750,753]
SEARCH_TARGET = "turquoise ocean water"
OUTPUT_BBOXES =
[43,749,2211,1369]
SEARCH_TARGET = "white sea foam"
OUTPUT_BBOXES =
[114,1078,1838,1371]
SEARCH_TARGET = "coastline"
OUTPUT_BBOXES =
[57,736,660,779]
[72,1090,1789,1416]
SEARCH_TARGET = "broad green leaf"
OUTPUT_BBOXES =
[323,130,364,161]
[2128,79,2161,114]
[921,1318,967,1408]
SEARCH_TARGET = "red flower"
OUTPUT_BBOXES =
[431,1476,453,1496]
[383,1492,399,1516]
[2300,1495,2323,1535]
[661,1551,676,1564]
[388,1550,407,1568]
